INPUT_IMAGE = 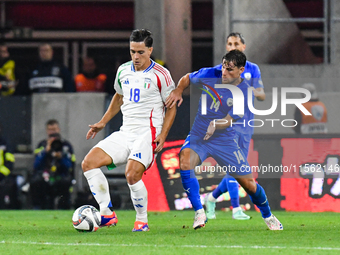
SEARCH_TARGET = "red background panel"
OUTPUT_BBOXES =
[281,138,340,212]
[6,2,134,30]
[143,140,185,212]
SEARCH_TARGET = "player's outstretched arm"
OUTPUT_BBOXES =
[204,114,235,140]
[86,93,123,140]
[165,73,190,108]
[253,87,266,101]
[154,105,177,153]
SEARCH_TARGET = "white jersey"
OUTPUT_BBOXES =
[114,60,175,132]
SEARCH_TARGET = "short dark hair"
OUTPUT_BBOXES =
[83,56,97,64]
[130,29,153,47]
[46,119,59,126]
[222,50,246,68]
[227,32,245,44]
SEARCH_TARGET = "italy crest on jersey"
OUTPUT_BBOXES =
[144,78,151,89]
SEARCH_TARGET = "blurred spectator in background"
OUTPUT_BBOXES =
[27,43,75,93]
[294,83,328,134]
[0,43,17,96]
[30,119,75,209]
[0,122,19,209]
[75,56,107,92]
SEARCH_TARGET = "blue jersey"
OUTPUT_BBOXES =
[181,67,251,175]
[216,60,263,137]
[189,67,250,142]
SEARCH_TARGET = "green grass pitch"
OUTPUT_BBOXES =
[0,210,339,255]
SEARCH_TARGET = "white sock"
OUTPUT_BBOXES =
[208,193,217,202]
[84,168,112,215]
[196,208,205,214]
[128,180,148,223]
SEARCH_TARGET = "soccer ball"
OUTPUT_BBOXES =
[72,205,101,232]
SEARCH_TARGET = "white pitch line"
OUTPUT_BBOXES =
[1,241,340,251]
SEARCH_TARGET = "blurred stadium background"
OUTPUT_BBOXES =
[2,0,340,212]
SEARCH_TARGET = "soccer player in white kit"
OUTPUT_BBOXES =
[81,29,176,232]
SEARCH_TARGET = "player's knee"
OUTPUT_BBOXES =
[125,171,140,185]
[81,157,93,172]
[179,150,192,170]
[125,173,134,185]
[243,179,257,194]
[179,157,191,170]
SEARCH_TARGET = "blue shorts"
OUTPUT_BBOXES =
[180,132,251,176]
[234,132,251,158]
[180,132,191,151]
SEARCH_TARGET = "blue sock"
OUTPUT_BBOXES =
[249,183,271,218]
[226,177,240,208]
[180,170,203,211]
[212,177,228,199]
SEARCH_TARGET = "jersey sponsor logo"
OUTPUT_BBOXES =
[133,152,142,159]
[123,79,129,84]
[244,72,251,80]
[144,78,151,89]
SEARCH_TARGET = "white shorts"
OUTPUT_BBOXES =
[94,127,160,170]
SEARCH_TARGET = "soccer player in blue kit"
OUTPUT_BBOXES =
[166,50,282,230]
[204,32,266,220]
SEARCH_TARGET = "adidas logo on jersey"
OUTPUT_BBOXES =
[133,152,141,159]
[123,79,129,84]
[134,204,144,208]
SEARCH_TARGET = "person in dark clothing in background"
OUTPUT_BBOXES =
[30,119,75,209]
[0,122,18,209]
[27,44,75,93]
[0,43,17,96]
